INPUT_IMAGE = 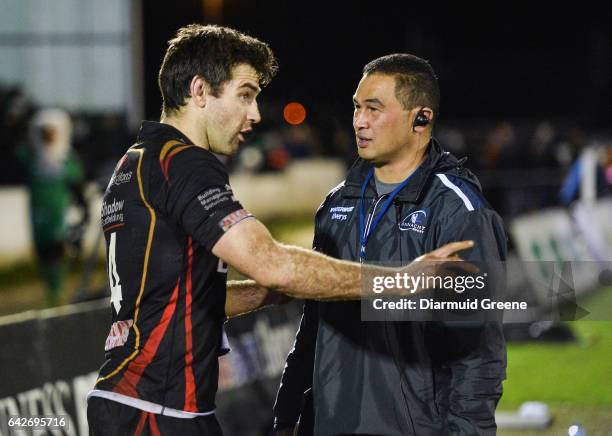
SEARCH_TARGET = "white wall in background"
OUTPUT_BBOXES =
[0,0,142,119]
[0,160,346,266]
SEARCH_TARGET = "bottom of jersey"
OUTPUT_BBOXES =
[92,324,231,415]
[87,390,216,418]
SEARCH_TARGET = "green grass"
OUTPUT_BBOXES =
[501,321,612,407]
[0,257,107,292]
[0,261,39,288]
[498,289,612,434]
[499,290,612,409]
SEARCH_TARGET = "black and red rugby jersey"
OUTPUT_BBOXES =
[91,121,251,415]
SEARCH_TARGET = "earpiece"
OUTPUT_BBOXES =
[412,108,430,131]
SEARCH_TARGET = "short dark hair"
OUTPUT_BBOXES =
[158,24,278,115]
[363,54,440,120]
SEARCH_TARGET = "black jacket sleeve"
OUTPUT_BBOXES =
[272,300,318,431]
[437,208,508,435]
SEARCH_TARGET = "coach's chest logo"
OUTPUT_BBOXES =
[329,206,354,222]
[399,209,427,234]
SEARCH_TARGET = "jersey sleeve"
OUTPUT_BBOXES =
[160,147,252,251]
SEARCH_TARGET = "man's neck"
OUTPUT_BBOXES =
[160,113,209,150]
[373,140,430,183]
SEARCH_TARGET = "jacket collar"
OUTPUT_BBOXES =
[342,138,471,202]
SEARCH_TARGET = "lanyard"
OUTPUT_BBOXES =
[359,166,416,261]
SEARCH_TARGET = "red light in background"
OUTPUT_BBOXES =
[283,102,306,125]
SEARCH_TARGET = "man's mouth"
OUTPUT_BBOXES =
[356,136,372,148]
[238,128,253,143]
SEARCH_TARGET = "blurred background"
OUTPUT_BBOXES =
[0,1,611,435]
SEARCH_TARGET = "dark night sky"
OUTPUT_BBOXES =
[143,2,611,129]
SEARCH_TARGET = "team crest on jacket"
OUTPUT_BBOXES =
[399,209,427,233]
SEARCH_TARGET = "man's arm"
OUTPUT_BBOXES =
[212,217,474,301]
[160,148,472,305]
[225,280,289,318]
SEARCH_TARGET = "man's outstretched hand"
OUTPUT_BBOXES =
[396,240,478,296]
[415,240,475,263]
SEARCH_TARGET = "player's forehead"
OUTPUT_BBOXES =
[226,63,261,93]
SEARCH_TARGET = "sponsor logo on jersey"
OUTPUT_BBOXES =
[101,197,125,228]
[104,319,133,351]
[198,185,235,210]
[329,206,354,221]
[106,155,130,191]
[399,209,427,233]
[111,170,133,186]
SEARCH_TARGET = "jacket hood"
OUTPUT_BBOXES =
[343,137,481,202]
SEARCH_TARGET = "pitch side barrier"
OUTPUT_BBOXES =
[511,199,612,298]
[0,299,301,436]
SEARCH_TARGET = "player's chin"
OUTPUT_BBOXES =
[230,138,242,154]
[218,138,240,156]
[357,147,376,161]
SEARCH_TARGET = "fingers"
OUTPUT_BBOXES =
[429,240,474,258]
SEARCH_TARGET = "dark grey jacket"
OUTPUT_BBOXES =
[274,139,507,436]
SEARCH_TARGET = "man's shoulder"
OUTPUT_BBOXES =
[138,138,214,162]
[326,180,347,200]
[427,172,492,216]
[137,139,225,182]
[315,180,348,215]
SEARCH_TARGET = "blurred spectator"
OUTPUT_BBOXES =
[479,122,520,216]
[480,121,520,170]
[436,127,467,156]
[559,143,611,205]
[0,87,35,184]
[524,122,563,208]
[81,113,133,186]
[528,121,559,168]
[605,143,612,186]
[331,124,355,168]
[283,123,319,158]
[15,109,89,306]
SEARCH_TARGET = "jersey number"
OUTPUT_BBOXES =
[108,232,123,314]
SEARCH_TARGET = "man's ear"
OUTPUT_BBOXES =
[189,75,209,108]
[411,106,434,134]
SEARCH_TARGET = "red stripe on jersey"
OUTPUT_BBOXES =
[113,278,180,398]
[103,222,125,233]
[148,413,161,436]
[134,411,147,435]
[161,145,191,182]
[184,237,198,411]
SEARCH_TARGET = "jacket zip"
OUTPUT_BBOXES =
[360,194,388,262]
[395,200,403,263]
[389,199,418,432]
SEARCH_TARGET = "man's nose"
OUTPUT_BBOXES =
[249,102,261,124]
[353,111,368,129]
